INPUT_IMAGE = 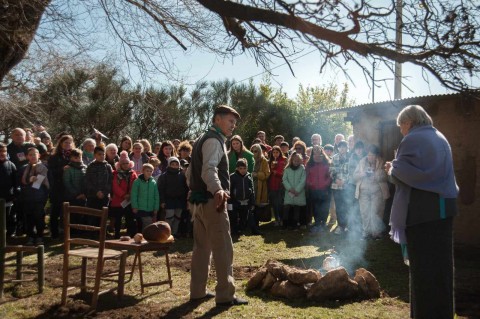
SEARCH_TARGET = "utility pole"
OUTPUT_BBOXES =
[394,0,403,100]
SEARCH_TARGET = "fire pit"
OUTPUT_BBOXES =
[246,259,381,302]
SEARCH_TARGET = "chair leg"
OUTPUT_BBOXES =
[91,258,104,311]
[81,258,87,294]
[61,253,70,306]
[138,252,144,294]
[16,251,23,281]
[0,250,5,299]
[118,251,127,299]
[37,245,44,293]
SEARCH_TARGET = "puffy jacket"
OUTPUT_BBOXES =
[63,161,87,201]
[0,160,17,201]
[306,161,331,191]
[229,171,255,206]
[110,169,138,207]
[282,165,306,206]
[85,160,113,199]
[158,167,188,209]
[131,174,159,212]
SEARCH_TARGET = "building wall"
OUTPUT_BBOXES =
[349,95,480,246]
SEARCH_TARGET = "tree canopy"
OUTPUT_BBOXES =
[1,0,479,93]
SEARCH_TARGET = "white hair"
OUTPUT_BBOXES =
[397,105,433,127]
[105,143,118,153]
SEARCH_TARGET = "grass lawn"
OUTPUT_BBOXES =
[0,221,477,318]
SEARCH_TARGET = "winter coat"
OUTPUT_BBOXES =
[111,169,137,207]
[47,153,69,201]
[131,174,159,212]
[228,150,255,174]
[85,160,113,199]
[282,165,306,206]
[158,167,188,209]
[0,160,17,201]
[268,157,286,191]
[306,161,331,191]
[21,162,49,202]
[63,161,87,201]
[229,170,255,207]
[253,156,270,205]
[354,157,389,200]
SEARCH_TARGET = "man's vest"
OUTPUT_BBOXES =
[189,128,230,200]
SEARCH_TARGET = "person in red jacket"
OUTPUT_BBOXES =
[306,145,332,233]
[110,151,138,238]
[268,146,287,226]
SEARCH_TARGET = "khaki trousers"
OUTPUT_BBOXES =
[190,199,235,302]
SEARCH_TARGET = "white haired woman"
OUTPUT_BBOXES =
[385,105,458,319]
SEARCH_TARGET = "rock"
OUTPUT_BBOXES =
[286,268,322,285]
[307,267,359,301]
[354,268,381,299]
[354,274,369,299]
[142,221,171,243]
[246,267,267,291]
[261,271,277,291]
[270,280,307,299]
[265,260,288,280]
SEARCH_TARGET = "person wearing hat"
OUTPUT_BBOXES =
[110,151,138,238]
[157,156,188,236]
[187,104,248,306]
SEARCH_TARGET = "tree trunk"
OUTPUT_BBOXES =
[0,0,50,83]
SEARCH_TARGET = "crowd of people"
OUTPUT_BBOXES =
[0,104,458,314]
[0,122,391,246]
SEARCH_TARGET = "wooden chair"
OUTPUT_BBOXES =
[0,199,44,299]
[61,202,127,311]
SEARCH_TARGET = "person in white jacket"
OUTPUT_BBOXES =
[354,145,389,239]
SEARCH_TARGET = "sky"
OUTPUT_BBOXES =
[149,47,454,106]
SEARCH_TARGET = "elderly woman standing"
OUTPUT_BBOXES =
[385,105,458,319]
[354,145,389,239]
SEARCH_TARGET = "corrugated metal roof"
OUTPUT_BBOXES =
[319,93,462,115]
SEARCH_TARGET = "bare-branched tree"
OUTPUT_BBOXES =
[0,0,479,92]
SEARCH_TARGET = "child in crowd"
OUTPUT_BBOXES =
[268,146,286,226]
[0,142,17,237]
[85,146,113,214]
[110,151,138,238]
[129,142,149,175]
[21,148,49,245]
[149,156,162,181]
[131,163,159,232]
[282,151,306,230]
[228,158,255,235]
[158,157,188,236]
[63,148,87,207]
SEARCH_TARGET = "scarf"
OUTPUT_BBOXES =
[116,169,132,185]
[62,149,71,161]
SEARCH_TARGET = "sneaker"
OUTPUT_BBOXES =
[334,227,343,235]
[216,297,248,307]
[26,237,35,246]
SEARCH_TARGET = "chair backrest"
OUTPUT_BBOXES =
[63,202,109,258]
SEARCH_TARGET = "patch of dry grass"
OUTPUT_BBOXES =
[1,222,475,318]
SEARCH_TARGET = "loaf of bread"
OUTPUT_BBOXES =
[142,221,172,243]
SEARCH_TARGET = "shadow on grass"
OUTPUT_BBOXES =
[245,289,350,310]
[161,299,230,319]
[32,291,141,318]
